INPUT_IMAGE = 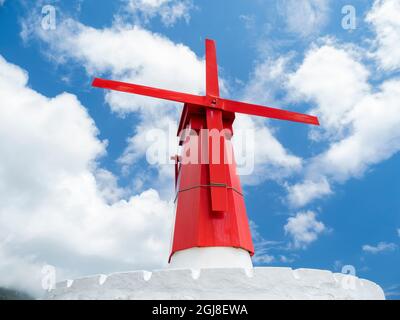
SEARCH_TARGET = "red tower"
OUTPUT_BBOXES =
[92,39,319,264]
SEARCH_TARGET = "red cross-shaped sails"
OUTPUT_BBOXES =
[92,39,319,213]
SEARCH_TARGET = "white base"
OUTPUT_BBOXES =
[45,267,385,300]
[169,247,253,269]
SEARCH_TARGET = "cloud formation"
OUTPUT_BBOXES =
[366,0,400,71]
[0,55,173,295]
[121,0,194,27]
[278,0,330,37]
[284,211,326,248]
[243,0,400,210]
[362,242,398,254]
[286,39,400,207]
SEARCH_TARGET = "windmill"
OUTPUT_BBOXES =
[92,39,319,269]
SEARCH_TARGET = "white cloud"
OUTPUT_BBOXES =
[366,0,400,71]
[222,0,400,208]
[235,0,400,215]
[27,19,205,115]
[286,41,400,207]
[239,14,256,30]
[279,255,295,263]
[397,228,400,237]
[362,242,397,254]
[233,114,302,185]
[278,0,330,37]
[0,55,173,295]
[252,253,275,264]
[284,211,326,248]
[333,260,343,272]
[250,221,281,264]
[288,43,370,138]
[94,168,128,203]
[236,55,303,185]
[315,79,400,177]
[122,0,194,27]
[250,221,298,265]
[286,178,331,208]
[384,284,400,297]
[243,55,292,107]
[117,115,178,193]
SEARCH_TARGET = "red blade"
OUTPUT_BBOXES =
[205,39,220,97]
[206,108,228,212]
[92,78,206,106]
[221,98,320,125]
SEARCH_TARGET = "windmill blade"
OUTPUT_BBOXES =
[205,39,220,97]
[92,78,206,106]
[221,98,320,126]
[206,108,228,212]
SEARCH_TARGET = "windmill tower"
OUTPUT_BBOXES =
[92,39,318,270]
[46,40,384,300]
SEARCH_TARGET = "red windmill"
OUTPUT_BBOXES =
[92,39,319,268]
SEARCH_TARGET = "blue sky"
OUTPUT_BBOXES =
[0,0,399,299]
